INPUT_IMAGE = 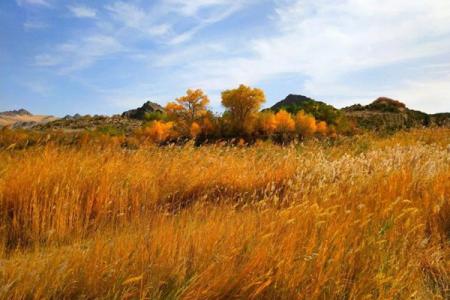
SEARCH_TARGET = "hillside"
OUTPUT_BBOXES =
[269,94,342,125]
[342,97,446,131]
[34,101,166,133]
[0,109,57,128]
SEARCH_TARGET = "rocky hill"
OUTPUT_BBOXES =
[342,97,440,131]
[269,94,342,125]
[269,95,449,131]
[0,109,57,128]
[122,101,165,120]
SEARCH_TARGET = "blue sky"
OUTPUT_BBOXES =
[1,0,450,116]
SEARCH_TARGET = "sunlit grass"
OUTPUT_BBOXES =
[0,129,448,299]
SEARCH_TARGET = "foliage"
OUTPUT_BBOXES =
[257,111,277,135]
[144,111,168,122]
[274,109,295,133]
[295,110,317,137]
[166,89,209,136]
[142,121,174,143]
[316,121,328,136]
[221,84,266,135]
[271,95,342,125]
[190,121,201,138]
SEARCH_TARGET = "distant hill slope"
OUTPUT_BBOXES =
[342,97,449,130]
[269,95,449,131]
[269,94,342,125]
[36,114,143,133]
[0,109,58,128]
[33,101,166,133]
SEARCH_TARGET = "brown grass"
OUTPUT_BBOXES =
[0,129,449,299]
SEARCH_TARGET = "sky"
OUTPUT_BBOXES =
[1,0,450,116]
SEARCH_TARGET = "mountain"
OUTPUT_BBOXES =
[342,97,435,131]
[122,101,165,120]
[269,95,449,131]
[269,94,342,125]
[0,109,58,128]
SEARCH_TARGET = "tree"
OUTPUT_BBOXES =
[257,111,277,135]
[165,89,210,137]
[295,110,317,138]
[168,89,209,124]
[316,121,328,136]
[144,121,174,143]
[221,84,265,135]
[274,110,295,134]
[190,122,201,138]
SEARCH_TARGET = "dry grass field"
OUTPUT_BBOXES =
[0,129,448,299]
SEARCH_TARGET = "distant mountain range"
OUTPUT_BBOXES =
[1,95,449,131]
[0,109,57,128]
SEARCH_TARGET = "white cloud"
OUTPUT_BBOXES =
[106,2,170,37]
[147,0,450,112]
[35,35,124,72]
[16,0,50,7]
[27,0,450,113]
[164,0,241,16]
[68,5,96,18]
[24,19,48,31]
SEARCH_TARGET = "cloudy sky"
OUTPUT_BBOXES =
[1,0,450,116]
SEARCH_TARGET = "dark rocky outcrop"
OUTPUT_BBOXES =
[122,101,165,120]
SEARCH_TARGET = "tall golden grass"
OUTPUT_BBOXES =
[0,129,449,299]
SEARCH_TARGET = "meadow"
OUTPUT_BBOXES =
[0,129,448,299]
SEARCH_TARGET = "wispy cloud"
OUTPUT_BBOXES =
[25,0,450,113]
[16,0,50,7]
[35,35,124,73]
[106,2,170,38]
[164,0,244,16]
[146,0,450,111]
[23,19,48,31]
[68,5,96,18]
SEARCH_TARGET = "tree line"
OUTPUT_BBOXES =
[138,85,346,144]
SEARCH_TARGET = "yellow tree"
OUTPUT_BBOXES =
[295,110,317,138]
[221,84,265,135]
[144,121,174,143]
[190,122,201,138]
[316,121,328,136]
[165,102,184,120]
[165,89,209,136]
[171,89,209,123]
[257,111,277,135]
[274,110,295,134]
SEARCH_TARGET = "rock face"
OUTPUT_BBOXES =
[122,101,165,120]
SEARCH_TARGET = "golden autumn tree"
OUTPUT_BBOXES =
[165,89,209,137]
[257,111,277,135]
[144,121,174,143]
[274,110,295,134]
[316,121,328,136]
[174,89,209,123]
[165,102,184,120]
[295,110,317,138]
[221,84,265,135]
[190,122,201,138]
